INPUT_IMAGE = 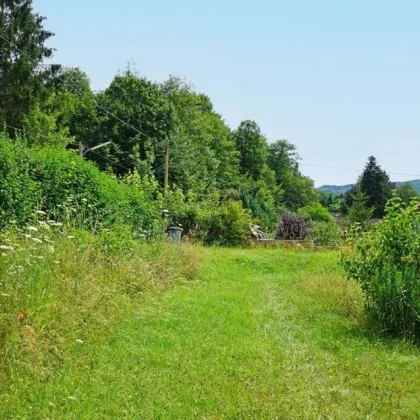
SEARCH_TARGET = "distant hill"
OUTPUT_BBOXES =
[318,184,354,195]
[319,179,420,195]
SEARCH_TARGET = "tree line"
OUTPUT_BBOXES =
[1,0,417,239]
[0,0,320,232]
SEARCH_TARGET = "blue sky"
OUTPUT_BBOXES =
[34,0,420,186]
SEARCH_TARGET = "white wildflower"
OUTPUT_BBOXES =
[38,221,51,230]
[27,226,38,232]
[48,246,55,254]
[24,234,32,239]
[0,245,14,251]
[35,210,46,215]
[75,339,84,344]
[2,294,9,297]
[53,260,60,264]
[66,236,75,240]
[32,238,43,244]
[81,198,88,203]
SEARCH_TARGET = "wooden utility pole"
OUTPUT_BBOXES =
[164,138,170,200]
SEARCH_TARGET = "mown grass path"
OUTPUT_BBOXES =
[14,248,420,418]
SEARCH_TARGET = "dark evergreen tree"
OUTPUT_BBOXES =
[358,156,393,218]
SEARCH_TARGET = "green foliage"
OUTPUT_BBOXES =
[200,201,253,246]
[92,69,175,177]
[0,1,322,245]
[347,187,375,226]
[0,0,56,133]
[268,140,319,211]
[311,221,341,247]
[358,156,393,218]
[0,135,160,233]
[395,182,419,205]
[320,191,345,213]
[233,120,268,181]
[237,165,282,231]
[298,202,334,223]
[161,76,239,195]
[22,96,73,148]
[298,203,341,247]
[342,196,420,341]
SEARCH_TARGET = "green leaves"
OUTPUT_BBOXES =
[357,156,393,218]
[0,136,161,233]
[342,196,420,341]
[233,120,268,181]
[0,0,55,133]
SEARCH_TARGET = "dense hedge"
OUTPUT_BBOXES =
[0,135,161,233]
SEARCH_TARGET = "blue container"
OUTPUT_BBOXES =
[168,226,183,243]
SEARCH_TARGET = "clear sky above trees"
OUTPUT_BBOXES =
[33,0,420,186]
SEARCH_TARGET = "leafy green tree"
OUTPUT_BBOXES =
[395,182,419,205]
[237,165,283,230]
[358,156,393,218]
[267,139,299,181]
[21,99,72,147]
[0,0,56,133]
[267,139,319,210]
[50,67,99,148]
[19,67,98,148]
[161,76,239,195]
[92,70,175,178]
[233,120,268,180]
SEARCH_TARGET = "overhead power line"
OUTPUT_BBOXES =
[88,148,133,173]
[1,123,26,133]
[2,35,419,181]
[300,162,420,179]
[0,33,152,140]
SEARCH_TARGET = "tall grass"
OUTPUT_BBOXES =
[0,219,198,410]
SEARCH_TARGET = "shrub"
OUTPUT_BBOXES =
[200,200,253,246]
[311,221,341,247]
[342,197,420,341]
[0,135,161,234]
[298,202,334,224]
[275,212,309,240]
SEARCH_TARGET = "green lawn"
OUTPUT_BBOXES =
[4,248,420,418]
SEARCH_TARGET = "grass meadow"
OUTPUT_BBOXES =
[0,233,419,418]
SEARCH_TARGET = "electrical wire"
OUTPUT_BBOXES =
[0,33,152,140]
[87,148,133,174]
[1,123,25,133]
[300,162,420,179]
[2,35,419,180]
